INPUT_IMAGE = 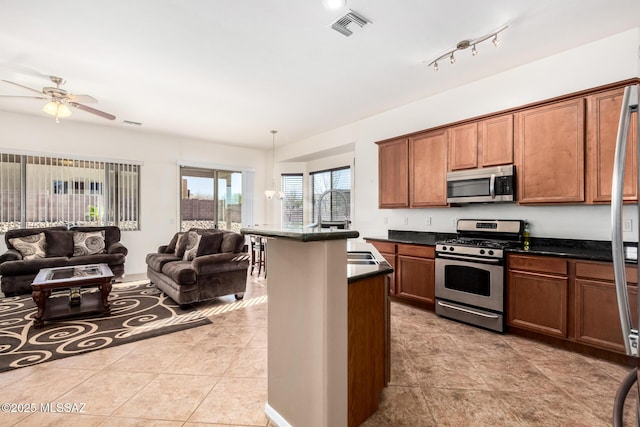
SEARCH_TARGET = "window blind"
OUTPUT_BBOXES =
[282,173,303,226]
[0,152,140,232]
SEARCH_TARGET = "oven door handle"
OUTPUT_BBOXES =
[437,301,500,319]
[436,253,502,264]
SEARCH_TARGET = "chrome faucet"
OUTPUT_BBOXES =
[314,189,350,230]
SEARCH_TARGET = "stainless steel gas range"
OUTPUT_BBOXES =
[434,219,524,332]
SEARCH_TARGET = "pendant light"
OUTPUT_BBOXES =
[265,130,284,200]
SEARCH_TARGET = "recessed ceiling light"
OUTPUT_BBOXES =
[323,0,346,10]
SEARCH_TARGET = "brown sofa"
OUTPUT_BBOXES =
[0,226,127,296]
[146,229,250,307]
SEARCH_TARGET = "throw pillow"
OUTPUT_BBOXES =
[44,230,74,258]
[174,232,188,257]
[8,232,47,260]
[196,232,224,257]
[73,230,106,256]
[183,232,202,261]
[166,232,183,254]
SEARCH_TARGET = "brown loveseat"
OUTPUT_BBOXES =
[146,229,250,307]
[0,226,128,296]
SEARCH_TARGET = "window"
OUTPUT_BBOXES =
[281,173,303,227]
[0,153,140,232]
[310,167,351,226]
[180,167,243,232]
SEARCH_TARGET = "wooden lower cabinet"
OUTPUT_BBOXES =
[574,261,638,353]
[508,254,639,356]
[507,269,569,338]
[366,241,397,295]
[348,274,387,427]
[396,244,435,306]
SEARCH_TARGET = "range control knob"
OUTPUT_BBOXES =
[479,249,485,255]
[488,250,494,256]
[449,247,454,251]
[441,246,447,251]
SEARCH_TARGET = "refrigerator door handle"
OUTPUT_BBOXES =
[611,84,639,357]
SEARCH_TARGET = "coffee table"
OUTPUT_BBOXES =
[31,263,114,328]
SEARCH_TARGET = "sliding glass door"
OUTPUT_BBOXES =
[180,167,242,232]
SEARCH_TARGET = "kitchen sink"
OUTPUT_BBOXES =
[347,251,379,265]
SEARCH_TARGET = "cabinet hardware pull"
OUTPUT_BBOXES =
[437,301,499,319]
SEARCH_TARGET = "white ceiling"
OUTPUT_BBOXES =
[0,0,638,149]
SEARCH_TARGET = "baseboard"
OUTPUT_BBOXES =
[265,402,292,427]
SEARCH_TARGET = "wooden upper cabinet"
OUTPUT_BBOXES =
[586,87,638,203]
[515,98,585,204]
[410,129,448,207]
[448,123,478,171]
[479,114,514,167]
[377,138,409,208]
[448,114,513,171]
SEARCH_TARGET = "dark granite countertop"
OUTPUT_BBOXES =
[365,230,638,264]
[241,225,359,242]
[508,237,637,263]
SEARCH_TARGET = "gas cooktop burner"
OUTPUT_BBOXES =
[436,219,525,259]
[438,238,520,249]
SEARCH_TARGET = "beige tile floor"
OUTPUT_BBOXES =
[0,273,637,426]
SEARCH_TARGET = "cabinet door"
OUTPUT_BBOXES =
[479,114,513,167]
[380,252,397,295]
[396,255,435,305]
[366,241,397,295]
[575,278,638,353]
[409,130,448,207]
[507,270,568,338]
[586,88,638,203]
[515,98,585,204]
[378,138,409,208]
[448,123,478,171]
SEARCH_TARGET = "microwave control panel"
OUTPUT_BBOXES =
[495,176,513,195]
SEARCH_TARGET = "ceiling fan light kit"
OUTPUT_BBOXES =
[427,24,508,72]
[42,100,72,123]
[0,75,115,123]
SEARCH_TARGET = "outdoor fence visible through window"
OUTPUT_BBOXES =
[0,153,140,233]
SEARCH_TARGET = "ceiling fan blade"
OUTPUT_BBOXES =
[67,94,97,104]
[1,79,43,95]
[0,95,47,99]
[69,102,116,120]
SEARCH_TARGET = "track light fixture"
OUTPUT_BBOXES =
[427,24,508,72]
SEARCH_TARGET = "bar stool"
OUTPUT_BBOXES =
[250,235,266,277]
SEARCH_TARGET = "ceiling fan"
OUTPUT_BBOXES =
[0,76,115,123]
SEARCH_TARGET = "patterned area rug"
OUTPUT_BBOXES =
[0,280,212,372]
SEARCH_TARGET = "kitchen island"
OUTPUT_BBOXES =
[240,226,392,427]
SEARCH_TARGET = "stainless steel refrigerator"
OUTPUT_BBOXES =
[612,83,640,425]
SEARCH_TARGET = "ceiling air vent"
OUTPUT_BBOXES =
[331,10,371,37]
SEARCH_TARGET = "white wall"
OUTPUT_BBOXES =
[1,28,639,277]
[0,113,268,275]
[280,28,640,242]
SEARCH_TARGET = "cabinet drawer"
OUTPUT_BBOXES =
[575,261,638,284]
[508,254,567,275]
[397,244,434,259]
[367,241,397,254]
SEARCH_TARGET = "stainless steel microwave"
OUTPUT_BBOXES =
[446,165,515,204]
